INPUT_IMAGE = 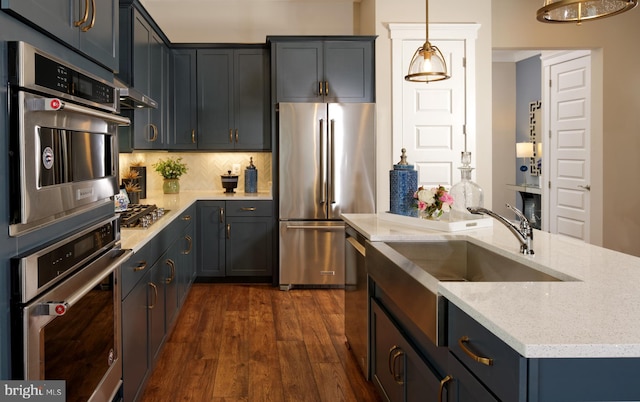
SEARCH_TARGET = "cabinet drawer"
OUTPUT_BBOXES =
[226,200,272,217]
[448,352,498,402]
[448,303,526,402]
[121,236,160,299]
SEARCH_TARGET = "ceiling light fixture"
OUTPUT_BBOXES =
[537,0,637,24]
[404,0,449,83]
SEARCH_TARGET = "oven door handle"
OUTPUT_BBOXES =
[27,97,130,126]
[64,248,132,309]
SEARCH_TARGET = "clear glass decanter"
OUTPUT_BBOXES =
[449,152,484,221]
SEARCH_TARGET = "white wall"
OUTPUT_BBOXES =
[491,62,516,219]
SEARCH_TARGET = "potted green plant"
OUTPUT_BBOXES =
[153,157,188,194]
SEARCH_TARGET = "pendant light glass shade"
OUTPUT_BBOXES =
[537,0,637,23]
[404,0,449,83]
[405,42,450,82]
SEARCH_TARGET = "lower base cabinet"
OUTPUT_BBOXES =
[197,200,273,278]
[121,207,196,402]
[371,299,449,402]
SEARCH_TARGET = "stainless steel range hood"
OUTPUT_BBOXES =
[115,78,158,110]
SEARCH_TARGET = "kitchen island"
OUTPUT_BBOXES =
[343,213,640,401]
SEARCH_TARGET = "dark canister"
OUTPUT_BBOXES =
[244,157,258,193]
[389,148,418,217]
[221,170,239,193]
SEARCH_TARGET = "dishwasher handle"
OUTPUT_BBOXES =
[346,236,366,256]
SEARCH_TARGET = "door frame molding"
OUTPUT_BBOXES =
[541,49,603,245]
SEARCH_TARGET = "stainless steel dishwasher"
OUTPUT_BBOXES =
[344,224,370,379]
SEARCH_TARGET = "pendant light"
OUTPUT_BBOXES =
[404,0,449,82]
[537,0,637,23]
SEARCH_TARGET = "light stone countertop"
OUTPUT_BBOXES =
[120,190,272,252]
[342,213,640,359]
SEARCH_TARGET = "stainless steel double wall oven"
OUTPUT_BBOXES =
[8,42,131,402]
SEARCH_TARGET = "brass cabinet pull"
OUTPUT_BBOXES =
[388,345,405,385]
[438,375,453,402]
[74,0,90,27]
[240,207,256,211]
[235,128,239,143]
[182,215,192,221]
[148,282,158,309]
[148,124,158,142]
[324,81,329,96]
[458,336,493,366]
[219,207,224,223]
[165,259,176,284]
[182,235,193,255]
[318,81,323,96]
[80,0,96,32]
[226,223,231,239]
[229,129,233,143]
[191,129,196,143]
[133,260,147,272]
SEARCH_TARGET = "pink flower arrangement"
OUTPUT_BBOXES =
[414,185,454,218]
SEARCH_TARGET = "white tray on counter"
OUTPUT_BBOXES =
[378,211,493,232]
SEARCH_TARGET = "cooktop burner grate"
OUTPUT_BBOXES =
[119,204,165,228]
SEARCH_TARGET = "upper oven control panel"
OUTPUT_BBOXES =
[9,41,118,113]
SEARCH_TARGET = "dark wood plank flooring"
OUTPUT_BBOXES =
[140,283,382,402]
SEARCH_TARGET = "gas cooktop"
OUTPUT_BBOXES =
[119,204,166,228]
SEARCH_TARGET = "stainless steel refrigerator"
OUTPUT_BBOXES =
[278,102,375,289]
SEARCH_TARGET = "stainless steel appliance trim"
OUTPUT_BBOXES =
[10,90,120,237]
[278,221,345,287]
[27,96,131,125]
[16,216,120,303]
[12,41,118,113]
[22,247,131,383]
[115,78,158,110]
[345,225,370,378]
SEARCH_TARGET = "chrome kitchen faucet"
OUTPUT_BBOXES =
[468,204,534,255]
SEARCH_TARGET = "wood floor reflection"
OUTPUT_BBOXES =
[139,283,382,402]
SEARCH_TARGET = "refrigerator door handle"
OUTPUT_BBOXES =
[329,119,336,204]
[284,225,344,231]
[320,118,327,205]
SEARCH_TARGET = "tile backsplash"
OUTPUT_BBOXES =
[119,152,272,194]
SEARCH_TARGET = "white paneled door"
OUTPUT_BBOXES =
[390,24,479,192]
[401,39,466,188]
[548,54,591,241]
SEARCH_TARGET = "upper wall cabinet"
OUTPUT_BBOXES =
[196,48,270,150]
[269,37,375,103]
[170,49,198,149]
[119,4,170,150]
[1,0,119,71]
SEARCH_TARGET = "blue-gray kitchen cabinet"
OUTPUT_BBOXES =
[269,37,375,103]
[119,4,168,150]
[196,48,270,150]
[121,211,196,402]
[177,206,196,306]
[121,266,150,402]
[197,200,274,278]
[170,48,198,149]
[447,301,640,402]
[197,201,226,277]
[371,298,450,402]
[1,0,119,71]
[225,201,274,277]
